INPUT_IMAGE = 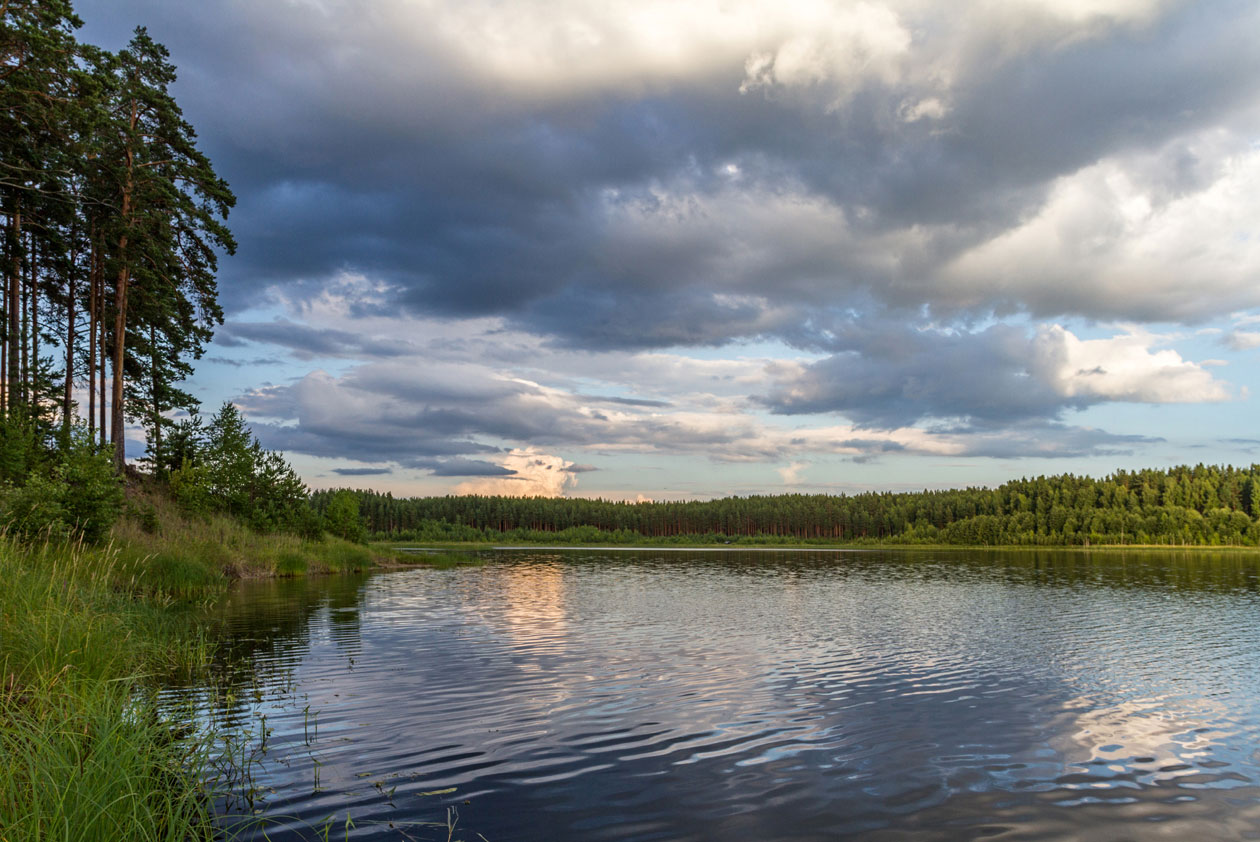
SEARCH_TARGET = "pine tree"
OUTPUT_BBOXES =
[100,29,233,471]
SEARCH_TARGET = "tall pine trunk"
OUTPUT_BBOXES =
[7,203,21,412]
[63,236,77,436]
[110,259,129,470]
[87,221,97,437]
[111,102,138,471]
[29,231,38,415]
[98,277,106,446]
[150,323,161,470]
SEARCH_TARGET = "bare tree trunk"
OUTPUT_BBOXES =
[98,281,106,446]
[63,233,77,435]
[7,203,21,412]
[110,263,128,470]
[150,323,160,470]
[87,222,96,437]
[29,231,38,414]
[20,228,28,408]
[1,218,6,416]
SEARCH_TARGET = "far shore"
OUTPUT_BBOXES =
[386,542,1260,554]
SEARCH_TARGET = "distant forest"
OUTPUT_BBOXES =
[313,464,1260,547]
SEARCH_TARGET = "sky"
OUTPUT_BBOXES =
[77,0,1260,500]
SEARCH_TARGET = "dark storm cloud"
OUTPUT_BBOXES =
[576,395,672,409]
[220,320,415,359]
[759,317,1228,428]
[760,323,1071,427]
[204,355,285,368]
[248,418,501,469]
[77,1,1260,343]
[926,422,1160,460]
[427,460,516,477]
[837,439,907,453]
[331,467,393,477]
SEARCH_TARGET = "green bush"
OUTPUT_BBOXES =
[126,499,162,534]
[140,552,227,598]
[169,461,212,517]
[58,430,125,543]
[0,426,123,544]
[0,411,42,485]
[0,474,72,541]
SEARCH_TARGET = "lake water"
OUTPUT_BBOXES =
[175,548,1260,841]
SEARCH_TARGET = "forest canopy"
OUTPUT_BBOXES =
[321,464,1260,548]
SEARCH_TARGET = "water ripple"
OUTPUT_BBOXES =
[172,549,1260,841]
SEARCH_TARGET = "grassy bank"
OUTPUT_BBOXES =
[0,492,402,841]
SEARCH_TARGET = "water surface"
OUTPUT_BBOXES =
[174,549,1260,840]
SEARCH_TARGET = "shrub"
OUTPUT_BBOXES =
[274,550,308,576]
[0,474,72,541]
[58,429,125,543]
[0,426,123,544]
[169,461,213,517]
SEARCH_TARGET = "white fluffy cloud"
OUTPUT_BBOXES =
[1037,326,1229,403]
[943,143,1260,320]
[454,448,579,497]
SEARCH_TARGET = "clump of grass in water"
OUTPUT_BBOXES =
[307,541,375,572]
[273,549,309,577]
[395,549,489,569]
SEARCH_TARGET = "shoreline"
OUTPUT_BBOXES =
[390,541,1260,554]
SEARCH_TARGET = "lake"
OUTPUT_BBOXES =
[173,548,1260,840]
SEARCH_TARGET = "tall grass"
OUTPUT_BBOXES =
[0,492,390,840]
[0,539,218,841]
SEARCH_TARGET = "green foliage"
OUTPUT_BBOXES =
[0,473,72,540]
[168,460,211,516]
[0,413,42,484]
[164,403,316,535]
[274,550,308,577]
[138,551,228,598]
[307,538,374,571]
[325,490,367,544]
[58,427,125,542]
[126,498,161,533]
[0,425,122,543]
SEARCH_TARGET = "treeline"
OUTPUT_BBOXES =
[2,2,231,471]
[320,464,1260,547]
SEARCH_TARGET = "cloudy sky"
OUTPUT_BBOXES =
[79,0,1260,499]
